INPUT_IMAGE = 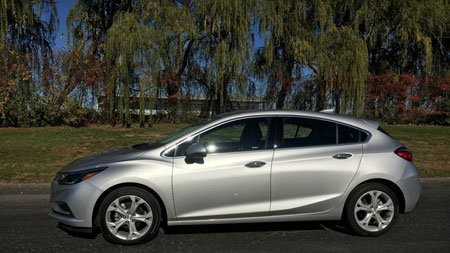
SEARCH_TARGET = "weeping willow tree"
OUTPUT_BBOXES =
[104,0,199,125]
[349,0,443,74]
[0,0,58,125]
[256,0,367,114]
[256,0,313,110]
[105,12,154,127]
[1,0,57,58]
[312,27,368,115]
[142,0,198,122]
[63,0,450,124]
[194,0,256,114]
[67,0,137,124]
[256,0,446,115]
[105,0,257,123]
[323,0,449,114]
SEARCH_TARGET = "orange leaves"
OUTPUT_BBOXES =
[0,49,32,119]
[365,72,450,123]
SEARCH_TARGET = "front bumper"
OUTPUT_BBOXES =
[48,180,103,228]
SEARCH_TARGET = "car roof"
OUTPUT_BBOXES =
[213,110,378,129]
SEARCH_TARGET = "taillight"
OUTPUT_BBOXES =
[394,147,413,162]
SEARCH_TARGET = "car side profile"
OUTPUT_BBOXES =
[49,110,421,245]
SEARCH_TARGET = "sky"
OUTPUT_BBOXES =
[54,0,75,50]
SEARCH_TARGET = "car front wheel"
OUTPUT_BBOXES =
[98,187,161,245]
[344,182,399,236]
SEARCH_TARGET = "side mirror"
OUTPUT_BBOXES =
[185,143,207,159]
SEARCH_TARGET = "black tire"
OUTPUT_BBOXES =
[98,187,161,245]
[343,182,399,236]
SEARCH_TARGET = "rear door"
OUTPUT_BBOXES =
[270,117,367,215]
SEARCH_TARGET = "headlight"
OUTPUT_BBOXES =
[55,167,108,185]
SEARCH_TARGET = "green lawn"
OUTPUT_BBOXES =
[383,125,450,178]
[0,124,188,183]
[0,124,449,182]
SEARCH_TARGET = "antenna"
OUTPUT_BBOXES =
[320,108,335,114]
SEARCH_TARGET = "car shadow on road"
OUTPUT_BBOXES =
[58,221,352,240]
[163,221,350,235]
[57,223,101,240]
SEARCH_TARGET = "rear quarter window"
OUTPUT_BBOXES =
[338,124,369,144]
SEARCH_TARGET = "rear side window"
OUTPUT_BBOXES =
[280,117,369,148]
[281,118,337,148]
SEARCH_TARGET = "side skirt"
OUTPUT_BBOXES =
[167,211,341,226]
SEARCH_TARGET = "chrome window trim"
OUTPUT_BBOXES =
[171,148,275,160]
[161,114,372,158]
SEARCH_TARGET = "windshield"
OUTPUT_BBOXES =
[157,118,216,144]
[132,116,220,150]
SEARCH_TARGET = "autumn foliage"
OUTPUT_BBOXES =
[365,73,450,125]
[2,1,450,127]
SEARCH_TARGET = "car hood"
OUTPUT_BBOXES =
[61,146,146,172]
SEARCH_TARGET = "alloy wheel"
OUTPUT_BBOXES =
[353,190,395,232]
[105,195,153,240]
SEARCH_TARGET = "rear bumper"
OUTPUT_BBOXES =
[397,163,421,213]
[48,180,103,228]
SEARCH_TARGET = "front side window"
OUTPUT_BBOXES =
[198,118,271,154]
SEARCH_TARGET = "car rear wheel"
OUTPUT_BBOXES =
[344,182,399,236]
[98,187,161,245]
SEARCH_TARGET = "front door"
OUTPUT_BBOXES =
[172,117,275,220]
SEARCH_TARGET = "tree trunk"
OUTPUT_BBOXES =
[215,75,231,114]
[276,58,294,110]
[316,80,326,111]
[200,83,214,118]
[276,80,290,109]
[334,82,341,114]
[138,77,145,128]
[166,78,180,122]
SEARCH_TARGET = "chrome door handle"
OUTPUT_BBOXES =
[333,153,352,159]
[245,161,266,168]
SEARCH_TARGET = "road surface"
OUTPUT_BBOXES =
[0,179,449,252]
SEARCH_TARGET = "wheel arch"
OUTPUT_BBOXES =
[92,182,168,228]
[348,178,406,213]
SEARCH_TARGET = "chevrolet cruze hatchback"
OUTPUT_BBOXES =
[49,110,421,245]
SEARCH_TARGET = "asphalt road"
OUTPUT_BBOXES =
[0,179,449,252]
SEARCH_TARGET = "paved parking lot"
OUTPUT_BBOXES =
[0,179,449,252]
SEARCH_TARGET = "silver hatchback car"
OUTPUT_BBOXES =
[49,110,421,245]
